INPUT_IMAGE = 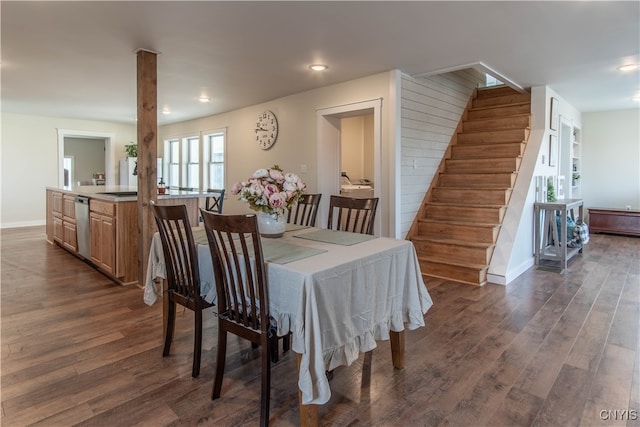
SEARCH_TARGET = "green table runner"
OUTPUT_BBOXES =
[294,229,376,246]
[192,227,325,264]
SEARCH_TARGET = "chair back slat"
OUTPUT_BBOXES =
[151,203,202,306]
[328,195,379,235]
[202,211,270,333]
[205,188,226,213]
[287,193,322,227]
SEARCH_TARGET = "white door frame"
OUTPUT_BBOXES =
[316,98,382,235]
[57,129,115,187]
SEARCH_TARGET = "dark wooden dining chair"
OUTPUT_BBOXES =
[327,195,379,235]
[151,202,214,378]
[204,188,225,213]
[287,193,322,226]
[201,210,281,427]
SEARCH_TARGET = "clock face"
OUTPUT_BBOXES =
[255,111,278,150]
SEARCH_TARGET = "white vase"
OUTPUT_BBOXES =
[257,212,286,238]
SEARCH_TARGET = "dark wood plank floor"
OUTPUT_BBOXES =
[1,227,638,426]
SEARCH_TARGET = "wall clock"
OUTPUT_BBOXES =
[255,110,278,150]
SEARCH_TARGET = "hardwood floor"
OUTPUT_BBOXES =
[1,226,638,426]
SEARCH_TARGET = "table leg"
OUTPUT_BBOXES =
[297,353,319,427]
[390,330,405,369]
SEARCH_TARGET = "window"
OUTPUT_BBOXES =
[166,138,180,189]
[163,129,226,191]
[204,130,226,190]
[185,136,200,190]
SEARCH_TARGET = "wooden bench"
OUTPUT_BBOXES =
[588,207,640,237]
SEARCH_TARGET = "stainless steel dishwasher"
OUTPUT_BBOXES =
[75,196,91,259]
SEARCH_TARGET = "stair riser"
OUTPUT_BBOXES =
[463,115,530,132]
[457,129,529,144]
[419,260,487,286]
[425,205,505,223]
[451,143,525,159]
[467,103,530,120]
[413,241,492,264]
[446,158,520,173]
[432,188,510,205]
[476,86,524,99]
[417,222,497,242]
[438,173,515,188]
[473,93,531,108]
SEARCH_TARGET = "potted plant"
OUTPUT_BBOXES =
[124,142,137,158]
[572,172,581,187]
[547,177,556,202]
[124,142,138,175]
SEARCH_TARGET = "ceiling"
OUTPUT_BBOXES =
[2,1,639,126]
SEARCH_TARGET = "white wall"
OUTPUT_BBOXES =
[1,113,136,227]
[159,72,392,225]
[582,109,640,213]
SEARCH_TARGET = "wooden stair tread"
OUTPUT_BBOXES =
[418,255,488,270]
[433,185,511,190]
[469,101,530,112]
[464,113,531,121]
[416,218,499,228]
[411,235,496,248]
[426,201,506,209]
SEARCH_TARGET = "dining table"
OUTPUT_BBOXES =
[144,223,433,425]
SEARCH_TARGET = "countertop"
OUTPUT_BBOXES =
[47,185,220,202]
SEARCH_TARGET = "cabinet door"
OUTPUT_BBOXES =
[62,221,77,252]
[90,212,115,275]
[90,213,102,264]
[99,215,115,275]
[53,215,64,243]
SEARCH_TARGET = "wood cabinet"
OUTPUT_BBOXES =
[61,195,77,252]
[588,208,640,236]
[47,191,78,252]
[50,191,64,243]
[89,199,139,284]
[90,200,116,275]
[46,189,139,286]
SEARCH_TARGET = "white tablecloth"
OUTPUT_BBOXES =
[143,230,216,306]
[144,227,433,405]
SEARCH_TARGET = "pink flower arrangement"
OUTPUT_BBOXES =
[231,165,307,218]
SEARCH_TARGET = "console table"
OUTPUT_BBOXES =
[534,199,584,272]
[588,207,640,236]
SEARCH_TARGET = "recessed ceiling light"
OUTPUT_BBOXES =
[633,95,640,102]
[618,63,639,72]
[309,64,328,71]
[161,108,171,115]
[199,96,211,103]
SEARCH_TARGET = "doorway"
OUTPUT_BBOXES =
[57,129,115,187]
[316,98,382,235]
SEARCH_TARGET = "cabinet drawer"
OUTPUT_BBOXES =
[91,200,116,217]
[62,195,76,220]
[52,192,63,215]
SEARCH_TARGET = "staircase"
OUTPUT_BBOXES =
[409,85,531,286]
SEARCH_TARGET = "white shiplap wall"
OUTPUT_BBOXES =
[399,69,485,237]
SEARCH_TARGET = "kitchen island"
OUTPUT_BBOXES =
[46,185,219,286]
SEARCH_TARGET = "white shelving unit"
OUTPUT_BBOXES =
[571,126,581,198]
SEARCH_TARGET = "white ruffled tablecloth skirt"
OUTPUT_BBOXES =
[267,233,432,405]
